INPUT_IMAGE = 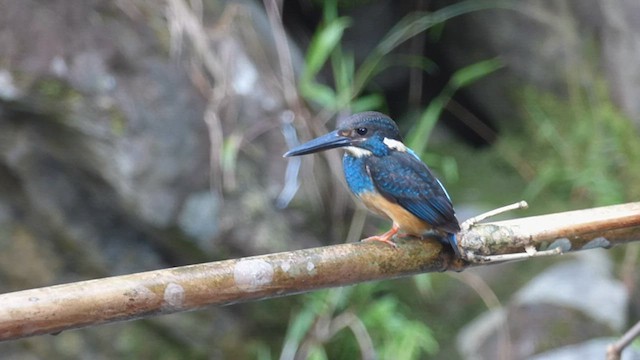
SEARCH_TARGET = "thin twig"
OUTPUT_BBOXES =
[606,320,640,360]
[450,272,512,360]
[328,312,376,360]
[466,246,563,264]
[461,200,528,230]
[263,0,299,109]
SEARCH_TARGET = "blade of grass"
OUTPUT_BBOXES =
[302,17,352,82]
[353,0,512,95]
[406,59,502,154]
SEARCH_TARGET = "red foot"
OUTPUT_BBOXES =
[361,224,399,248]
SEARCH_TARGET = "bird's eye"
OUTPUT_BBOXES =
[356,127,368,136]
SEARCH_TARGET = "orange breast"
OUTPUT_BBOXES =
[359,193,432,235]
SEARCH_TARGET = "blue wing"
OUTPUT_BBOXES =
[365,150,460,234]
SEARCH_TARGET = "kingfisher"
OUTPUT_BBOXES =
[284,111,461,256]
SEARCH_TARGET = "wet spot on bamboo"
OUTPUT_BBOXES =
[163,283,185,309]
[234,259,274,292]
[306,261,316,275]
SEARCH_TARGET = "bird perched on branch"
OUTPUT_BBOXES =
[284,111,461,256]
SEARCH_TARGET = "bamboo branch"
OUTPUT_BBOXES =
[0,202,639,342]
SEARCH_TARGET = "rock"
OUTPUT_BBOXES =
[514,251,628,332]
[457,250,628,359]
[178,190,220,252]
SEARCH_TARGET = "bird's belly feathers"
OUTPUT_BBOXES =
[359,192,432,235]
[343,155,432,235]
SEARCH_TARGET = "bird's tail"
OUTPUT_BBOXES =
[447,232,460,257]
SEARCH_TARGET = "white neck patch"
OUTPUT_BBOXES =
[345,146,373,157]
[383,138,407,152]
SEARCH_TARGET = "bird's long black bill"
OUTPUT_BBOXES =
[283,130,351,157]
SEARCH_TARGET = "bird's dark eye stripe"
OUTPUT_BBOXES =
[356,127,368,135]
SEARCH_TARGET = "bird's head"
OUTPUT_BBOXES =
[284,112,406,158]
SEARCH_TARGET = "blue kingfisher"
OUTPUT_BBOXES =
[284,111,461,255]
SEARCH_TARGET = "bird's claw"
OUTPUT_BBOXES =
[361,235,399,248]
[361,224,400,248]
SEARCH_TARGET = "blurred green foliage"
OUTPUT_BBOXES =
[269,283,438,360]
[299,0,506,114]
[299,0,382,113]
[500,79,640,207]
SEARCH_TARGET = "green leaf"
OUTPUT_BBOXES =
[405,97,445,154]
[354,0,512,93]
[389,54,439,74]
[303,17,352,81]
[307,346,328,360]
[331,47,353,96]
[300,81,337,108]
[450,59,503,88]
[350,93,384,113]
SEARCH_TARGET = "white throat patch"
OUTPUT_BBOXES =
[383,138,407,152]
[345,146,373,157]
